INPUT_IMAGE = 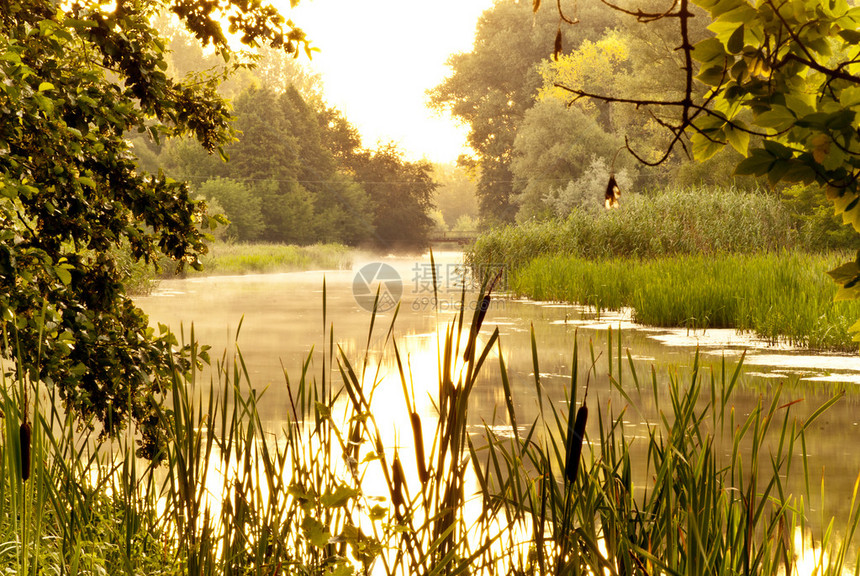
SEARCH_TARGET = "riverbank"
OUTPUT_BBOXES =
[5,289,859,574]
[183,242,353,276]
[126,242,355,295]
[509,251,860,351]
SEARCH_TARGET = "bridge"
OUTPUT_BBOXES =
[428,230,479,246]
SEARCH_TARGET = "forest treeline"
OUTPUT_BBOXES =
[430,0,856,251]
[132,21,481,250]
[141,1,855,252]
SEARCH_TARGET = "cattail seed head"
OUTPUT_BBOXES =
[564,406,587,483]
[20,421,31,482]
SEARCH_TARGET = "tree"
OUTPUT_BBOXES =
[547,0,860,339]
[352,146,438,250]
[0,0,308,456]
[430,1,591,226]
[433,164,479,230]
[512,99,624,219]
[198,178,266,241]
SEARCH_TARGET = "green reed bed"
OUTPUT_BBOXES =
[189,242,354,276]
[512,251,860,350]
[0,283,857,574]
[128,243,353,295]
[468,187,799,273]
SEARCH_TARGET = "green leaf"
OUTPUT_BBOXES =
[78,176,97,189]
[54,266,72,286]
[369,505,387,521]
[727,25,745,54]
[725,122,750,155]
[828,261,860,285]
[691,131,725,161]
[779,161,816,183]
[841,87,860,108]
[321,485,359,509]
[734,149,772,175]
[697,65,728,86]
[767,159,792,185]
[693,37,728,64]
[762,140,794,160]
[301,516,332,549]
[32,92,54,114]
[38,82,54,92]
[838,29,860,44]
[755,106,795,130]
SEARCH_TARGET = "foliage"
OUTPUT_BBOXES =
[430,0,597,225]
[433,164,479,230]
[0,0,310,453]
[162,86,378,247]
[783,183,860,252]
[511,100,632,220]
[1,291,855,574]
[549,155,634,217]
[432,0,721,224]
[469,186,798,272]
[349,145,438,250]
[548,0,860,339]
[512,251,860,350]
[197,178,266,241]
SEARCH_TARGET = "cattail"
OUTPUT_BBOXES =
[564,405,587,483]
[553,27,563,61]
[410,412,428,484]
[391,454,405,508]
[20,421,31,482]
[464,270,503,360]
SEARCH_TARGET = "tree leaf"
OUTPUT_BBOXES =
[301,516,332,549]
[734,149,772,175]
[727,25,745,54]
[725,122,750,155]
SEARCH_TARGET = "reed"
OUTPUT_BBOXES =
[479,327,860,575]
[0,279,855,574]
[468,186,800,273]
[189,242,353,276]
[512,251,860,351]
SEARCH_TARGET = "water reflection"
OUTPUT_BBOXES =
[137,251,860,570]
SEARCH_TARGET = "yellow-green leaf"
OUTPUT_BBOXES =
[725,122,750,155]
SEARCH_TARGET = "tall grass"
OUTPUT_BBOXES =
[0,282,857,574]
[512,251,860,350]
[479,326,860,574]
[187,242,353,276]
[468,187,799,273]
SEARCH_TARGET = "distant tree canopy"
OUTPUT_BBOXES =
[0,0,310,455]
[431,0,745,226]
[533,0,860,337]
[133,21,438,250]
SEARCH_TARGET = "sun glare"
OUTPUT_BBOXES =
[281,0,494,164]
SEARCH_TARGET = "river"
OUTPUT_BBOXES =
[136,250,860,535]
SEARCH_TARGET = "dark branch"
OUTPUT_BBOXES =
[597,0,682,22]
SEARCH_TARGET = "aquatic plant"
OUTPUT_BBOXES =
[0,278,856,574]
[511,251,860,350]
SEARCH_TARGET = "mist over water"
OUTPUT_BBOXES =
[137,250,860,526]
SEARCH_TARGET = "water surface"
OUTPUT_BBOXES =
[137,251,860,528]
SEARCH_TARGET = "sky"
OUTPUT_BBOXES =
[281,0,496,164]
